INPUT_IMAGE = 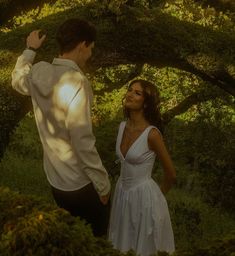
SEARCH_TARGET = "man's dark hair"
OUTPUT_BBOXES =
[56,18,96,54]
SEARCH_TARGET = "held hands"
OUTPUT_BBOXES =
[26,30,46,50]
[99,191,110,205]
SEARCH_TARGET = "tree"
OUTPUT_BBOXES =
[0,0,234,157]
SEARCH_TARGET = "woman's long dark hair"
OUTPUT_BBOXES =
[123,79,163,133]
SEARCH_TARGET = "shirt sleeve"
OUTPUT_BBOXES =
[65,78,111,197]
[11,49,36,95]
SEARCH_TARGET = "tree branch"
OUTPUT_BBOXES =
[162,90,222,124]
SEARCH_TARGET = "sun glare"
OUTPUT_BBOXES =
[57,83,77,108]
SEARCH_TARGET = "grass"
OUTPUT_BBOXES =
[0,114,235,252]
[0,113,54,202]
[0,152,53,203]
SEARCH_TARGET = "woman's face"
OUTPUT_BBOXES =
[124,82,145,111]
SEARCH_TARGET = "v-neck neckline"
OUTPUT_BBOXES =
[119,121,150,160]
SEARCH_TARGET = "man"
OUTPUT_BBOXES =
[12,18,111,237]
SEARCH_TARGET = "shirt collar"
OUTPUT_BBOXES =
[52,58,84,74]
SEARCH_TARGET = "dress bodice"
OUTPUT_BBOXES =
[116,121,159,189]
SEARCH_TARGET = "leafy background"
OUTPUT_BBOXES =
[0,0,234,254]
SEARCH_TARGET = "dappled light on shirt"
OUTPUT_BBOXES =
[52,82,77,123]
[66,90,87,126]
[46,137,73,161]
[53,72,83,109]
[58,83,77,107]
[35,105,43,123]
[52,72,83,123]
[46,119,55,135]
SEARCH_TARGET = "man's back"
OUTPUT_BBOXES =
[11,20,111,236]
[25,57,93,191]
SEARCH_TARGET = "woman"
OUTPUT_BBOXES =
[108,79,176,256]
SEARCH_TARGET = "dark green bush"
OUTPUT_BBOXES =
[0,186,138,256]
[1,186,234,256]
[165,105,235,214]
[0,0,54,24]
[0,187,55,234]
[199,167,235,214]
[174,232,235,256]
[0,209,95,256]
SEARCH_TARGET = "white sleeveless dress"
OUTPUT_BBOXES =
[108,121,175,256]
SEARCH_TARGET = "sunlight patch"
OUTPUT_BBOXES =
[46,120,55,135]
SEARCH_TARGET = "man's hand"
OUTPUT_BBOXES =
[99,191,110,205]
[26,30,46,50]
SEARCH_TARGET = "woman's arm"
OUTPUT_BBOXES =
[148,128,176,194]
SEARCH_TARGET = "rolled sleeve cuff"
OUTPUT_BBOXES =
[23,49,37,61]
[99,178,111,196]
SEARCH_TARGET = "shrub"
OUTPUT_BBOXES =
[0,186,137,256]
[174,231,235,256]
[167,189,235,251]
[1,187,235,255]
